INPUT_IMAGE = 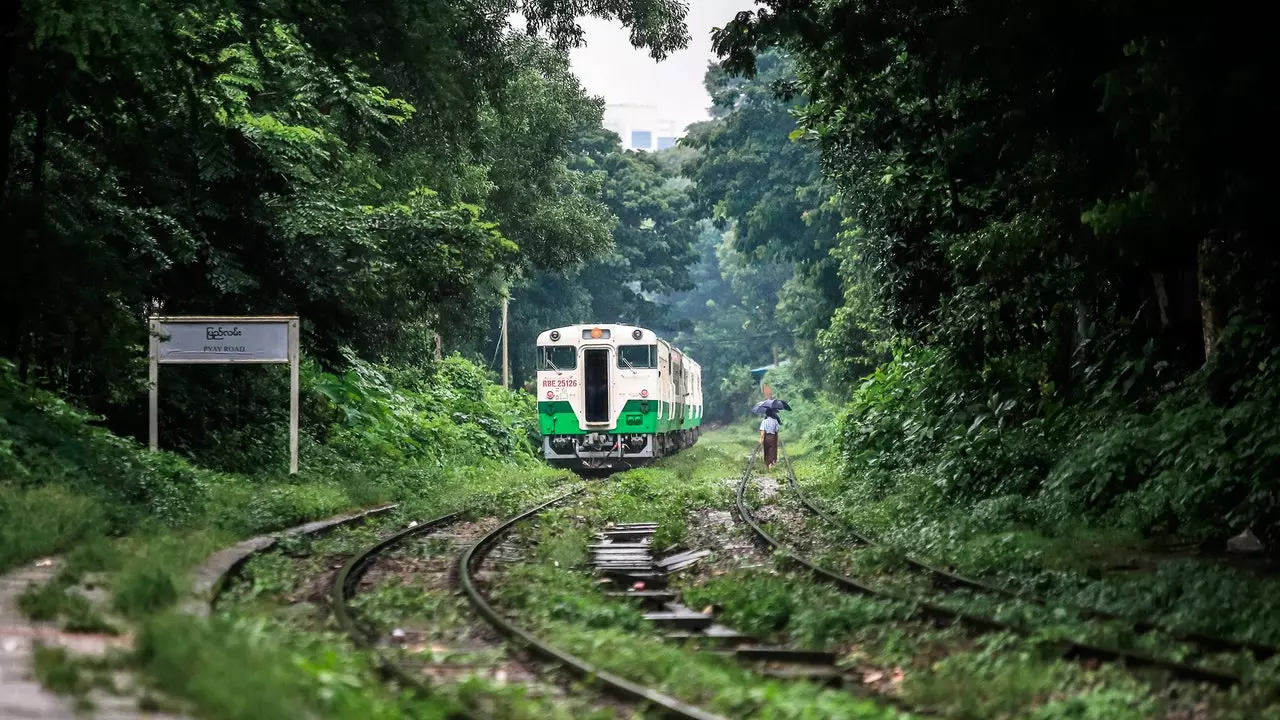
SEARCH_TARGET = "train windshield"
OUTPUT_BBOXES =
[538,346,577,370]
[618,344,657,369]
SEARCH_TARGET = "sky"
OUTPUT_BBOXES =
[568,1,756,135]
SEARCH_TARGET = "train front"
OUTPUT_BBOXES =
[536,324,659,468]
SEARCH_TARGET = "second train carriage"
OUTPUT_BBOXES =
[536,324,702,468]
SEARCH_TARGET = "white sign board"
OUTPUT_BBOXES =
[157,321,290,364]
[149,316,300,473]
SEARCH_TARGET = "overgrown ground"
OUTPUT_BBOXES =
[470,426,1280,719]
[11,350,1280,719]
[0,355,574,716]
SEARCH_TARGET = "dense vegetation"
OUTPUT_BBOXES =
[7,0,1278,550]
[0,0,689,456]
[691,4,1280,547]
[5,1,1280,715]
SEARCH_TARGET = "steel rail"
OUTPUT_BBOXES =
[737,445,1242,689]
[331,510,475,719]
[457,488,729,720]
[777,443,1278,661]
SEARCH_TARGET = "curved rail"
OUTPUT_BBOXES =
[457,489,728,720]
[331,510,474,719]
[736,445,1242,689]
[777,444,1278,661]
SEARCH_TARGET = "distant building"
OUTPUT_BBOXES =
[604,104,682,152]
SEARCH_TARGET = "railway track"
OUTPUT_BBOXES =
[332,487,728,720]
[735,443,1249,690]
[331,509,473,716]
[774,447,1280,662]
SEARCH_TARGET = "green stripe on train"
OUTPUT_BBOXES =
[539,400,705,435]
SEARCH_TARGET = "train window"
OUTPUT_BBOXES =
[538,346,577,370]
[617,344,657,369]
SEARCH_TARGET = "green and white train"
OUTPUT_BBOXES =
[536,324,702,468]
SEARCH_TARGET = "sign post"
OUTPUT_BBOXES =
[148,316,301,473]
[501,296,509,389]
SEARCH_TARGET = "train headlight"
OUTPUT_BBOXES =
[640,389,648,398]
[549,330,560,341]
[632,329,642,340]
[546,391,554,399]
[590,327,603,339]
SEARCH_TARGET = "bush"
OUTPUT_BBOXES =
[309,351,537,465]
[1,352,540,573]
[1,359,214,537]
[832,319,1280,544]
[0,484,108,572]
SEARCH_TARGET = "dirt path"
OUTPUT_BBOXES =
[0,557,184,719]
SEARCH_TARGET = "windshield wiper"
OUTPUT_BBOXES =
[620,355,637,374]
[544,356,561,374]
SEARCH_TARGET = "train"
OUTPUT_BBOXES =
[536,324,702,468]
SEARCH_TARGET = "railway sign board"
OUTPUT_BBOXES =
[156,320,290,364]
[148,316,301,473]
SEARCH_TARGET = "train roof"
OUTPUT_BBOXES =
[536,324,695,363]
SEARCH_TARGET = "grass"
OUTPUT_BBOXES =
[163,459,621,720]
[788,447,1280,648]
[450,423,1280,718]
[0,485,108,573]
[769,439,1280,716]
[17,384,1280,720]
[32,644,124,712]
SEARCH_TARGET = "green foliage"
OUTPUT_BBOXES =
[685,570,910,648]
[0,484,107,573]
[135,613,453,720]
[311,352,538,465]
[1,358,215,536]
[905,637,1157,720]
[829,324,1280,543]
[680,51,845,383]
[705,0,1280,548]
[501,136,702,385]
[0,353,541,576]
[20,580,118,635]
[32,645,119,711]
[2,0,692,464]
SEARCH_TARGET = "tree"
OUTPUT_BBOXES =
[681,49,843,382]
[713,1,1280,388]
[0,0,689,444]
[500,136,701,384]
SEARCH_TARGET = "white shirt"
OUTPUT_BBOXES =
[760,417,780,434]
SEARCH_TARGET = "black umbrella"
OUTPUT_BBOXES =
[751,398,792,414]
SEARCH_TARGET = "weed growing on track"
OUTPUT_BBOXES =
[474,425,1280,718]
[775,448,1280,717]
[184,460,606,720]
[790,452,1280,649]
[19,580,118,634]
[493,564,906,719]
[31,645,120,712]
[480,429,915,719]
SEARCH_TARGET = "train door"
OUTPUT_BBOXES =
[583,348,610,424]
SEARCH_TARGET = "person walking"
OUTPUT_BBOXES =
[759,408,780,469]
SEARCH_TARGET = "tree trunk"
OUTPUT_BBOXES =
[1198,234,1224,361]
[0,2,21,212]
[1150,271,1171,329]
